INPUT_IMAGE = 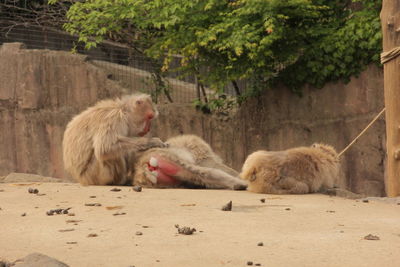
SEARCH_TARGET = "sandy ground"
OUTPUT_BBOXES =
[0,182,400,267]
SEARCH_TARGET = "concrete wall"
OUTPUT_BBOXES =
[0,43,124,179]
[0,43,386,196]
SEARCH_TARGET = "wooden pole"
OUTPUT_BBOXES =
[381,0,400,197]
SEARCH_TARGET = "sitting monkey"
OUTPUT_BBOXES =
[240,144,340,194]
[130,135,247,190]
[63,94,165,185]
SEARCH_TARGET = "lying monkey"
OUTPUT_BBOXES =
[130,135,247,190]
[240,143,340,194]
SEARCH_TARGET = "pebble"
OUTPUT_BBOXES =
[21,213,26,217]
[364,234,380,240]
[247,261,253,266]
[175,224,196,235]
[85,203,102,206]
[54,209,63,214]
[110,188,121,192]
[28,188,39,194]
[132,185,142,192]
[46,210,54,216]
[58,228,75,232]
[113,212,126,216]
[221,201,232,211]
[257,242,263,246]
[135,231,143,236]
[46,208,71,216]
[260,198,265,203]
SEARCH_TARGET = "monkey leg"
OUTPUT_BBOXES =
[276,177,310,194]
[148,156,247,190]
[85,159,128,185]
[198,158,240,177]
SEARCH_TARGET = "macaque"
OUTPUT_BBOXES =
[130,135,247,190]
[240,143,340,194]
[63,94,165,185]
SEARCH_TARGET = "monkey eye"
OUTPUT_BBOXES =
[136,100,143,105]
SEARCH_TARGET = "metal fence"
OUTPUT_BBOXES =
[0,2,214,104]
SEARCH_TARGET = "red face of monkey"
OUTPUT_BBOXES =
[136,99,156,137]
[127,94,158,137]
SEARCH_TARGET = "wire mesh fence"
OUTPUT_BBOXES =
[0,2,220,104]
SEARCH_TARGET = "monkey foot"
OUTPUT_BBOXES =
[147,156,181,185]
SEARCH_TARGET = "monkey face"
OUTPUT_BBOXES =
[125,94,159,136]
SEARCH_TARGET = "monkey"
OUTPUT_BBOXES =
[240,143,340,194]
[129,134,248,190]
[62,93,166,185]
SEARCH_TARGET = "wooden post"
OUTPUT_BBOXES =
[381,0,400,197]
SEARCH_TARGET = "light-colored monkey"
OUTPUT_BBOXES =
[63,93,165,185]
[130,135,248,190]
[240,143,340,194]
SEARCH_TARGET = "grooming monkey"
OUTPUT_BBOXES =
[63,94,165,185]
[240,143,340,194]
[130,135,248,190]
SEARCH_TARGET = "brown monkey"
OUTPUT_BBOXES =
[130,135,247,190]
[63,93,165,185]
[240,143,340,194]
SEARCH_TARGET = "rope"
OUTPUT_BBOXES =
[338,107,386,157]
[381,46,400,64]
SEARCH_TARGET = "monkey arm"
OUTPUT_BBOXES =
[94,135,165,161]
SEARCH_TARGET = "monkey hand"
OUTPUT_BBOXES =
[148,137,168,148]
[233,181,248,191]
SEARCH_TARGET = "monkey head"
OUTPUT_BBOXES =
[122,94,159,137]
[311,143,338,159]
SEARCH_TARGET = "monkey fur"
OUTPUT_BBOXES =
[63,93,165,185]
[130,134,247,190]
[240,143,340,194]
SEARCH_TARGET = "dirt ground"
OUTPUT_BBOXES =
[1,182,400,267]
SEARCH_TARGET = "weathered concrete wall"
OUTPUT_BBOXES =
[0,43,124,179]
[153,65,386,196]
[0,43,386,196]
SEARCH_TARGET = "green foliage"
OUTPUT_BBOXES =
[193,94,237,115]
[278,0,382,91]
[54,0,382,109]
